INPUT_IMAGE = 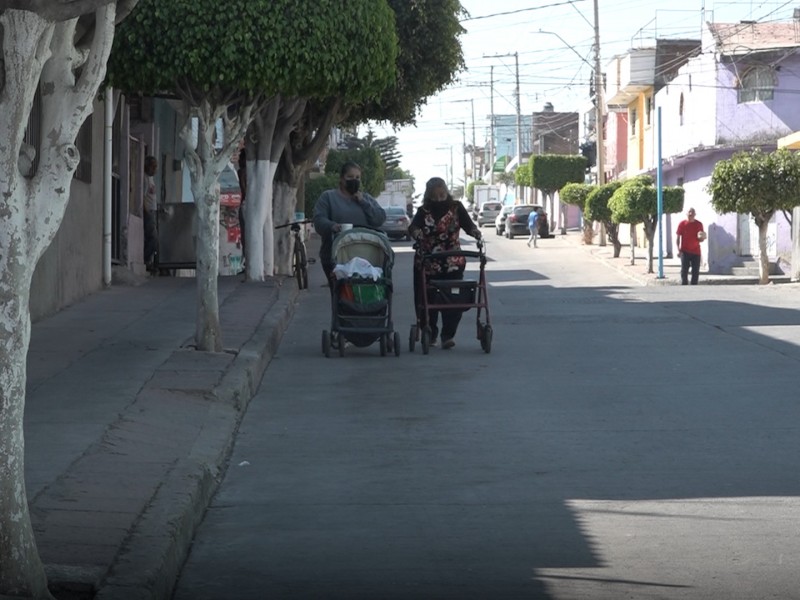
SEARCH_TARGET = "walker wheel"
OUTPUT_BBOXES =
[482,325,493,354]
[322,330,331,358]
[421,327,431,355]
[409,325,418,353]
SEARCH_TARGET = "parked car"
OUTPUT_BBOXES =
[476,201,502,226]
[494,205,515,236]
[504,204,540,239]
[380,205,411,240]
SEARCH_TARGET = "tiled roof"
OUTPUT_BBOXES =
[710,21,800,55]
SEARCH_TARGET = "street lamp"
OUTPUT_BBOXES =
[451,99,476,183]
[444,121,468,192]
[483,52,522,175]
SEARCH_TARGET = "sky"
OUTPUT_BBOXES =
[370,0,799,198]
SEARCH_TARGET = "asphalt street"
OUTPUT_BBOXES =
[172,232,800,600]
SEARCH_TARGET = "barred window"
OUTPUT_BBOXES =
[738,66,775,103]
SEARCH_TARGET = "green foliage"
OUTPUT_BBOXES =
[560,183,594,211]
[584,181,622,223]
[495,171,515,186]
[609,176,683,224]
[107,0,397,104]
[347,0,466,126]
[707,148,800,223]
[324,147,385,196]
[529,155,588,194]
[305,173,339,216]
[515,165,531,187]
[466,179,484,203]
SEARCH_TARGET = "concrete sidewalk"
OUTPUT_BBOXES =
[560,230,794,286]
[24,273,299,600]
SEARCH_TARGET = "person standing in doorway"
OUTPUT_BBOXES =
[676,207,705,285]
[143,155,158,272]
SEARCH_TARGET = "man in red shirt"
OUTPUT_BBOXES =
[676,207,705,285]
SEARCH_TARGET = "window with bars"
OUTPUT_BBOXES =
[738,66,775,103]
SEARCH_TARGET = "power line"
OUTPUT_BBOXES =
[460,0,588,23]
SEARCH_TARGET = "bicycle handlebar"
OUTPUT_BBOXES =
[275,218,313,230]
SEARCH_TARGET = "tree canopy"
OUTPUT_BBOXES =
[585,181,623,256]
[348,0,466,126]
[108,0,397,104]
[559,182,593,211]
[609,175,684,272]
[707,148,800,225]
[529,154,587,194]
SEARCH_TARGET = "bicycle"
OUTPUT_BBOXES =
[275,218,314,290]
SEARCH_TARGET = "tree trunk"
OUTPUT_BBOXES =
[194,186,222,351]
[244,158,277,280]
[0,286,53,600]
[645,226,655,274]
[582,217,593,245]
[629,224,636,265]
[757,219,771,285]
[1,6,116,597]
[273,180,297,276]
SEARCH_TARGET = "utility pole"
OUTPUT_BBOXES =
[489,66,495,185]
[593,0,604,187]
[484,52,523,180]
[453,99,476,182]
[446,121,468,196]
[514,52,522,171]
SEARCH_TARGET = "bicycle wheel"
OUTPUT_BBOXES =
[293,243,308,290]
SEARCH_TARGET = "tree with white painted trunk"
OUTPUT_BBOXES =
[271,0,466,273]
[239,0,398,281]
[0,3,136,596]
[107,0,287,350]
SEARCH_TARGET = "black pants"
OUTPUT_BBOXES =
[143,209,158,265]
[680,251,701,285]
[413,267,464,341]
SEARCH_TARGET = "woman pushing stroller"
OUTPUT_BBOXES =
[409,177,482,350]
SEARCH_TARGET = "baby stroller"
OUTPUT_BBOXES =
[321,227,401,357]
[409,239,492,354]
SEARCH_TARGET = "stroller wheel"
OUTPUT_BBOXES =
[409,325,417,353]
[338,336,346,357]
[380,334,387,356]
[393,332,401,357]
[421,327,431,355]
[322,330,331,358]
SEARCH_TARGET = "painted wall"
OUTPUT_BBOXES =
[656,51,719,159]
[716,57,800,144]
[30,104,105,321]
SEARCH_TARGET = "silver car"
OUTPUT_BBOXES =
[380,206,411,240]
[477,201,502,227]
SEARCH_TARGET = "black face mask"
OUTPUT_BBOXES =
[344,179,360,195]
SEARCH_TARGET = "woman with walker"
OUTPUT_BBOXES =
[409,177,482,350]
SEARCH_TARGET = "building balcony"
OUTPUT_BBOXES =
[605,48,656,107]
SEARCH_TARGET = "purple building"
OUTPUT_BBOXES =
[655,18,800,274]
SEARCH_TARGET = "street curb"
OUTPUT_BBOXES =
[94,282,300,600]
